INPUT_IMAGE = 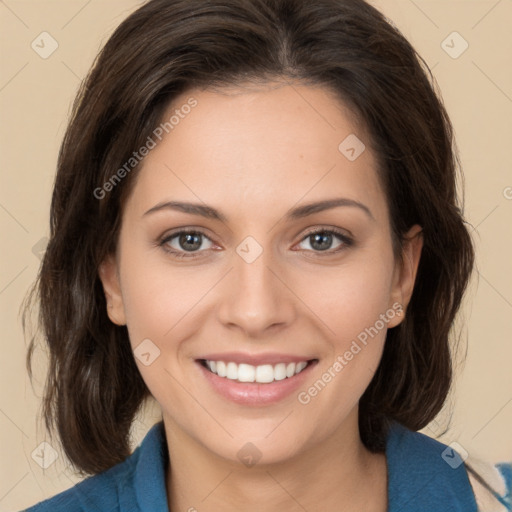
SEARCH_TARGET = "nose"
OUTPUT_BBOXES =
[216,243,296,338]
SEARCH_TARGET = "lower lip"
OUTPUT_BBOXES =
[196,360,318,406]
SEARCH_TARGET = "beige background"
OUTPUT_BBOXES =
[0,0,511,510]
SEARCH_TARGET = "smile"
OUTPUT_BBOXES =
[200,359,315,384]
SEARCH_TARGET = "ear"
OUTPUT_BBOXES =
[98,253,127,326]
[387,224,423,328]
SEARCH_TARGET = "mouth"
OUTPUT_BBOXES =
[195,356,319,406]
[198,358,318,384]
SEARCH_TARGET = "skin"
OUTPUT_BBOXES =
[99,81,423,512]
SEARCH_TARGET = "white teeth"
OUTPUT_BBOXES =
[226,362,238,380]
[216,361,226,377]
[255,364,274,383]
[295,361,307,374]
[237,363,255,382]
[273,363,287,381]
[203,359,311,383]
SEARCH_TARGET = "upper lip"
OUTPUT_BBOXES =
[197,352,317,366]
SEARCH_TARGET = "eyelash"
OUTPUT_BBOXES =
[158,227,354,259]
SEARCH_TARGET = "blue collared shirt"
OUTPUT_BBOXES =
[23,421,511,511]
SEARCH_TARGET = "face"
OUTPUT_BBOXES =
[99,82,422,465]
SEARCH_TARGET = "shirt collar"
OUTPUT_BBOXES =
[131,421,170,511]
[131,420,478,512]
[386,421,478,511]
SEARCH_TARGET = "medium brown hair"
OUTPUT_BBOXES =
[23,0,474,475]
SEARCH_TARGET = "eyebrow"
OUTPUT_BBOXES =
[143,197,375,222]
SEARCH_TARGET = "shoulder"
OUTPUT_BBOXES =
[22,422,168,512]
[22,448,140,512]
[386,422,511,512]
[386,422,478,511]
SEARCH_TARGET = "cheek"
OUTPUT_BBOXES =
[118,243,205,347]
[295,247,396,396]
[289,252,399,442]
[117,247,203,406]
[301,251,396,345]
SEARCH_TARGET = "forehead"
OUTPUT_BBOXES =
[124,82,387,224]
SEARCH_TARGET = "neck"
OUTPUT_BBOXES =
[163,410,388,512]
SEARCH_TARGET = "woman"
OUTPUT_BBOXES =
[22,0,511,510]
